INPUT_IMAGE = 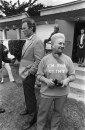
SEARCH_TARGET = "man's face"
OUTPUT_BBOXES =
[22,22,32,38]
[52,38,65,55]
[81,29,84,34]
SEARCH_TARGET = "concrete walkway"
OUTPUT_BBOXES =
[68,63,85,103]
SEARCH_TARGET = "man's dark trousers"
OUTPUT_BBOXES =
[23,74,37,115]
[0,44,2,69]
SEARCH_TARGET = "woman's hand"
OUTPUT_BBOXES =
[45,78,55,88]
[61,78,70,87]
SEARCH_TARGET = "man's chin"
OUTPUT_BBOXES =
[55,51,62,55]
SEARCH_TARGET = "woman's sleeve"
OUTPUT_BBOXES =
[67,58,75,77]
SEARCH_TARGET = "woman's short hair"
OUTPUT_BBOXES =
[22,18,36,32]
[51,33,65,45]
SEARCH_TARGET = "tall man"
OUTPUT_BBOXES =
[19,18,44,130]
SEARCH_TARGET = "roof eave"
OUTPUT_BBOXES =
[40,0,85,16]
[0,12,29,23]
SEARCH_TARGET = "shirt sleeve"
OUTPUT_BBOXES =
[67,58,75,77]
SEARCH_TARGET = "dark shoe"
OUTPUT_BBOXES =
[20,110,29,116]
[22,113,37,130]
[0,108,5,113]
[22,119,36,130]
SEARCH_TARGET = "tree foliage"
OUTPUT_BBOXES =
[0,0,44,16]
[27,3,45,16]
[0,0,37,16]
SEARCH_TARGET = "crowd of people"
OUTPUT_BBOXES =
[0,17,77,130]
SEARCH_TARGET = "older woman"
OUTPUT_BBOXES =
[36,33,75,130]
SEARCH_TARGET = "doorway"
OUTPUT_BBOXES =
[72,21,85,63]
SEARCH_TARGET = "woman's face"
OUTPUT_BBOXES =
[52,38,65,55]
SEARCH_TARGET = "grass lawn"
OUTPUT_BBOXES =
[0,64,85,130]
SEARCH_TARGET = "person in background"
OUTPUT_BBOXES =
[44,24,59,44]
[77,28,85,67]
[1,40,15,83]
[19,18,44,130]
[0,42,12,66]
[0,42,15,113]
[36,33,75,130]
[82,44,85,67]
[1,62,15,83]
[44,23,59,54]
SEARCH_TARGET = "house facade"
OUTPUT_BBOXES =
[37,0,85,62]
[0,0,85,62]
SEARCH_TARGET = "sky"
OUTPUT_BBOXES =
[4,0,78,6]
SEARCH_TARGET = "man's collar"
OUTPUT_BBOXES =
[81,34,84,36]
[27,34,34,40]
